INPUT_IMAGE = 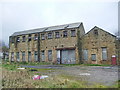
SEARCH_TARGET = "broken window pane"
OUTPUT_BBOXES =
[83,49,88,60]
[71,30,76,37]
[48,50,52,61]
[102,47,107,60]
[16,52,20,61]
[63,31,68,37]
[17,37,20,42]
[91,54,96,60]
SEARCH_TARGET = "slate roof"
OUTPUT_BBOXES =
[11,22,82,36]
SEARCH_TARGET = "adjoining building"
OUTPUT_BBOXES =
[9,22,119,65]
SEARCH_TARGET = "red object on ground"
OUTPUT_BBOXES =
[33,75,41,80]
[112,55,117,65]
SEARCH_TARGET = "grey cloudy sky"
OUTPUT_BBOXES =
[1,0,119,45]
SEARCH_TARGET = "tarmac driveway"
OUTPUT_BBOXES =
[21,65,119,86]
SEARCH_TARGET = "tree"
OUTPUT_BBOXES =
[2,46,9,60]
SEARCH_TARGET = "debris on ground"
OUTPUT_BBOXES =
[17,68,25,70]
[79,73,90,76]
[29,69,38,71]
[32,75,48,80]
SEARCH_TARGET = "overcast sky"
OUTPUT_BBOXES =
[1,0,119,45]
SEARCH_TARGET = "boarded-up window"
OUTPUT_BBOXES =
[83,49,88,60]
[16,52,20,61]
[34,51,38,61]
[102,47,107,60]
[48,50,52,61]
[55,32,60,38]
[28,51,31,61]
[41,51,45,61]
[71,30,76,37]
[22,51,25,61]
[11,52,14,61]
[91,54,96,60]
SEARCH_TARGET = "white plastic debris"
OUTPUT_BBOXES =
[79,73,91,76]
[40,75,48,79]
[17,68,25,69]
[32,75,48,80]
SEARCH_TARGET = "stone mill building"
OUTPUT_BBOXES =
[9,22,119,65]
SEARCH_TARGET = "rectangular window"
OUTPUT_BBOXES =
[11,37,14,43]
[48,50,52,61]
[22,51,25,61]
[34,51,38,61]
[71,30,76,37]
[28,51,31,61]
[41,34,45,40]
[34,34,38,40]
[91,54,96,60]
[48,33,52,39]
[28,34,31,41]
[102,47,107,60]
[16,52,20,61]
[41,50,45,61]
[55,32,60,38]
[17,37,20,42]
[11,52,14,61]
[22,36,26,42]
[83,49,88,60]
[94,30,98,35]
[63,31,68,37]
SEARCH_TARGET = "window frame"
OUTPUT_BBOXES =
[41,34,45,40]
[48,50,52,61]
[48,32,53,39]
[16,52,20,61]
[55,32,60,38]
[34,34,38,41]
[63,31,68,37]
[28,51,31,61]
[22,51,25,61]
[41,50,45,61]
[102,47,107,60]
[91,54,96,61]
[28,34,32,42]
[17,37,20,42]
[34,51,38,61]
[22,36,26,42]
[83,49,88,60]
[71,30,76,37]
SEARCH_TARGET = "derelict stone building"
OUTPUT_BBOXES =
[9,22,119,65]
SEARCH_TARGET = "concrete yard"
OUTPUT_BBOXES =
[21,65,119,86]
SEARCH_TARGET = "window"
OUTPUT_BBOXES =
[41,34,45,40]
[28,34,31,41]
[22,51,25,61]
[11,37,14,43]
[34,51,38,61]
[22,36,26,42]
[63,31,68,37]
[34,34,38,40]
[11,52,14,61]
[55,32,60,38]
[83,49,88,60]
[102,47,107,60]
[16,52,20,61]
[48,50,52,61]
[94,30,98,35]
[48,33,53,39]
[28,51,31,61]
[91,54,96,60]
[17,37,20,42]
[41,51,45,61]
[71,30,76,37]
